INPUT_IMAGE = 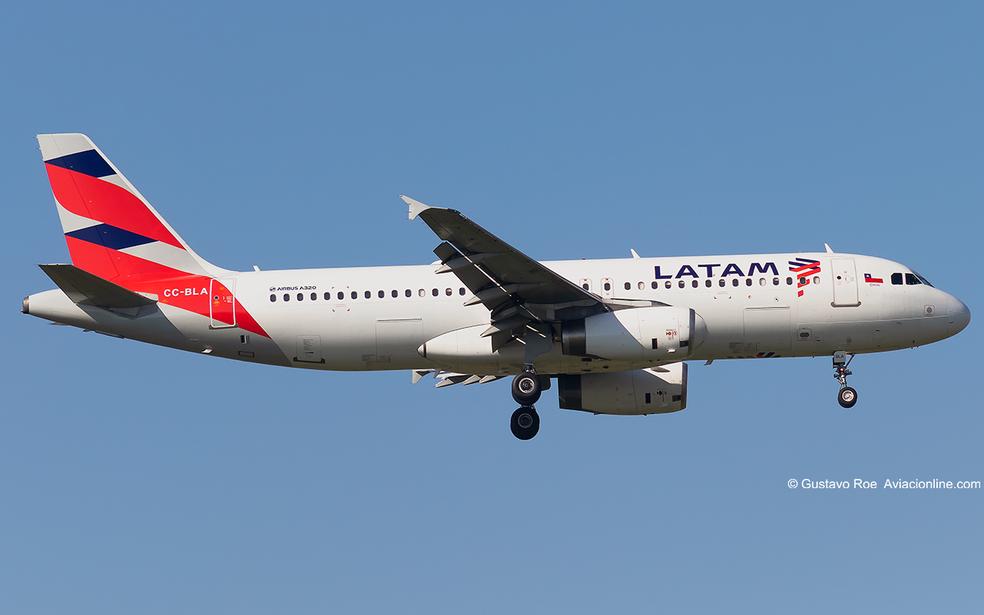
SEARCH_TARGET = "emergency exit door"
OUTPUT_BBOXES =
[831,258,860,307]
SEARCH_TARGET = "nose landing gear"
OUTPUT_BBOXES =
[833,351,858,409]
[510,366,543,440]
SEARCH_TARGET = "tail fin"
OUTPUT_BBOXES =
[37,133,220,283]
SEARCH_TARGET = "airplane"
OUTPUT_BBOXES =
[23,133,971,440]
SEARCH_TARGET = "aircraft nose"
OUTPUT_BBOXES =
[948,295,971,335]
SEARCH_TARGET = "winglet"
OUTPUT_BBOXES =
[824,242,834,253]
[401,195,433,221]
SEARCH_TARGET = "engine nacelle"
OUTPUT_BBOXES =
[557,363,688,415]
[562,306,705,362]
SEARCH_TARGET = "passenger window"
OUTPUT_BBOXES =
[719,279,725,287]
[773,277,779,286]
[813,276,820,285]
[582,283,589,290]
[651,281,658,290]
[678,280,685,288]
[377,290,383,298]
[297,293,304,301]
[351,291,357,300]
[691,280,698,288]
[905,273,920,285]
[362,290,369,299]
[638,281,645,290]
[270,294,276,302]
[283,293,290,302]
[324,292,330,300]
[405,289,412,297]
[459,287,466,295]
[603,282,611,291]
[311,292,317,300]
[419,289,426,297]
[337,291,343,300]
[732,279,739,287]
[745,278,752,287]
[665,281,672,289]
[624,282,631,291]
[759,278,766,286]
[391,290,398,298]
[786,277,793,285]
[432,288,439,297]
[445,288,452,296]
[705,280,712,288]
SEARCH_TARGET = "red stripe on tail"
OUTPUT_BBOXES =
[46,163,183,249]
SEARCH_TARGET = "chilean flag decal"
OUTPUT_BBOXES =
[864,273,884,284]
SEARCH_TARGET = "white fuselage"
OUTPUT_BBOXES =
[25,251,970,376]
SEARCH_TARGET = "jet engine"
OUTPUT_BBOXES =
[562,306,705,361]
[557,363,688,415]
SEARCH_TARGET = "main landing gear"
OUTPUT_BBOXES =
[510,367,542,440]
[510,406,540,440]
[833,351,858,409]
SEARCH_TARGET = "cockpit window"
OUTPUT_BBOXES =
[912,271,934,287]
[891,273,903,285]
[904,273,921,285]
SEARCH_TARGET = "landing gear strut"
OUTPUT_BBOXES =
[510,366,542,440]
[833,351,858,409]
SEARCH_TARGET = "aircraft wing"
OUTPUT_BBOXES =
[403,195,609,349]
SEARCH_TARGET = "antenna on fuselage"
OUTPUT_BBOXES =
[824,243,834,254]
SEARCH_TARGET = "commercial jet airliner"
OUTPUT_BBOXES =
[24,134,971,439]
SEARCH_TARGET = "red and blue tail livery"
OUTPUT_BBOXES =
[38,134,267,336]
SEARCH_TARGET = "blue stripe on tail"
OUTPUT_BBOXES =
[65,223,156,250]
[45,149,115,178]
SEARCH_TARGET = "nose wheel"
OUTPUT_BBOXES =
[838,386,858,408]
[833,351,858,409]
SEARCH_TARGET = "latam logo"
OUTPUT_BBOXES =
[654,261,779,279]
[789,257,821,297]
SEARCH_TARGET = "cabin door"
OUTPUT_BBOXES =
[831,258,861,307]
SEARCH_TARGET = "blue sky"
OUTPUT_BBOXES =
[1,2,981,612]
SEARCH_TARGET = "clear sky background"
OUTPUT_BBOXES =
[1,2,981,613]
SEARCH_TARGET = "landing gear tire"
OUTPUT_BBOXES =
[838,386,858,409]
[832,351,858,409]
[512,372,541,405]
[510,406,540,440]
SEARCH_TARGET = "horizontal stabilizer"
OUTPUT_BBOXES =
[39,264,157,309]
